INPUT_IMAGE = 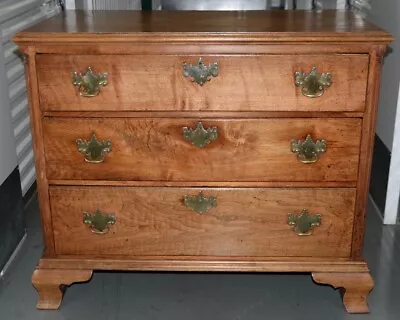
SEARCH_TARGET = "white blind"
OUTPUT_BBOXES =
[350,0,371,15]
[0,0,58,195]
[90,0,141,10]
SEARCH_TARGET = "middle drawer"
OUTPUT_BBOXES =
[43,118,361,182]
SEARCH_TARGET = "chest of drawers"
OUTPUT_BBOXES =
[14,10,392,313]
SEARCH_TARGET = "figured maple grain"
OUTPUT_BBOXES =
[14,8,394,314]
[42,118,362,182]
[36,54,369,112]
[49,187,356,257]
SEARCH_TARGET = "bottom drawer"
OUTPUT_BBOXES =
[49,187,355,258]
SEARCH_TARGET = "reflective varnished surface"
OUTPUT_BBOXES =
[14,8,393,313]
[1,198,400,319]
[14,10,392,43]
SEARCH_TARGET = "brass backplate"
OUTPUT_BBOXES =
[183,58,219,86]
[291,134,327,164]
[295,67,332,98]
[83,209,116,235]
[76,133,112,163]
[184,192,217,214]
[183,122,218,148]
[288,209,322,236]
[71,67,108,97]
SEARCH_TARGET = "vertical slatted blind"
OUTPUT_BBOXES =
[350,0,371,10]
[349,0,371,16]
[0,0,57,195]
[90,0,141,10]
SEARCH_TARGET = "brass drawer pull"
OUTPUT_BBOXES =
[183,122,218,148]
[71,67,108,97]
[291,134,327,164]
[76,133,112,163]
[295,67,332,98]
[184,192,217,214]
[183,57,219,86]
[288,209,322,236]
[83,209,116,235]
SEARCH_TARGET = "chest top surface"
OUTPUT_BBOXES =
[14,10,392,45]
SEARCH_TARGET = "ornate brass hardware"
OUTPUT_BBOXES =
[71,67,108,97]
[83,209,116,234]
[183,58,219,86]
[184,192,217,214]
[287,209,322,236]
[183,122,218,148]
[291,134,327,164]
[295,67,332,98]
[76,134,112,163]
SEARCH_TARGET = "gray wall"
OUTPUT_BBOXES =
[367,0,400,150]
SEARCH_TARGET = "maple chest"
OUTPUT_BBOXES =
[14,10,392,313]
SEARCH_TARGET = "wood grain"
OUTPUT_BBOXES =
[14,10,393,312]
[13,10,393,45]
[312,272,374,313]
[352,46,387,259]
[39,257,370,273]
[42,118,362,182]
[42,111,366,119]
[37,54,369,112]
[24,48,55,255]
[49,186,356,257]
[24,43,382,56]
[15,9,393,313]
[48,180,357,188]
[32,268,93,310]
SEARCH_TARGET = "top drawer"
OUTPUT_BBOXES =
[36,54,369,112]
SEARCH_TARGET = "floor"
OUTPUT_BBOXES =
[0,197,400,320]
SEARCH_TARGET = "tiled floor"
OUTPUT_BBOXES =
[1,196,400,319]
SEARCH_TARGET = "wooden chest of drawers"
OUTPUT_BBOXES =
[14,10,392,313]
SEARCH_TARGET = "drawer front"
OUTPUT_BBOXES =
[50,187,355,257]
[43,118,362,182]
[37,54,368,112]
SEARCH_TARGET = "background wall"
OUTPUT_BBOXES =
[357,0,400,224]
[367,0,400,151]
